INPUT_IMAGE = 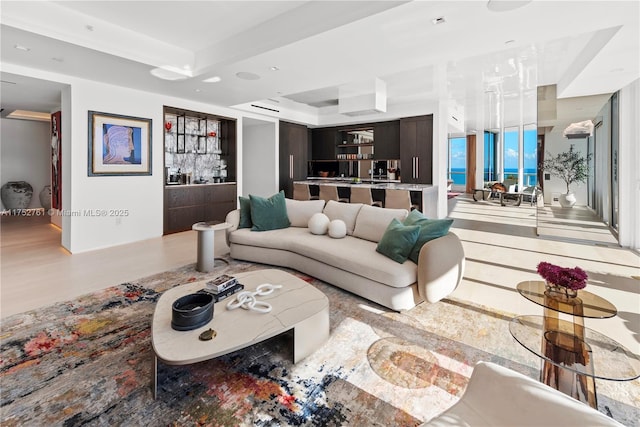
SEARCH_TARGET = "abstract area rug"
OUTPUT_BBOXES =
[2,258,638,426]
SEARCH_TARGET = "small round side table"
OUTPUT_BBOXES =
[192,221,232,273]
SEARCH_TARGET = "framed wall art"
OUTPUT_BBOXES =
[51,111,62,208]
[88,110,152,176]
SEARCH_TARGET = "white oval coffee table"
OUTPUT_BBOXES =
[151,269,330,398]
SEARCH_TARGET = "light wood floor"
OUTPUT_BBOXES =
[0,214,227,318]
[2,198,639,355]
[537,204,619,246]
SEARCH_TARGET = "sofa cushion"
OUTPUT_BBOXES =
[290,234,418,288]
[328,220,347,239]
[323,200,363,235]
[238,196,252,229]
[308,213,330,235]
[404,210,454,264]
[229,226,309,250]
[285,198,325,227]
[353,204,409,242]
[249,191,290,231]
[376,218,421,263]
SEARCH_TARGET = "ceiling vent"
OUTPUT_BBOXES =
[563,120,593,139]
[338,78,387,116]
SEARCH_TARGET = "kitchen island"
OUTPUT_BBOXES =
[295,179,438,218]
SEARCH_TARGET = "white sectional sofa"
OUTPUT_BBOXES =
[225,198,465,311]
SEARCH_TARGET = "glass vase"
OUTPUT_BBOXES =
[545,281,578,299]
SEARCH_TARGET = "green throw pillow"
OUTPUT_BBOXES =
[376,218,420,264]
[403,209,428,225]
[249,191,291,231]
[238,196,252,229]
[404,210,453,264]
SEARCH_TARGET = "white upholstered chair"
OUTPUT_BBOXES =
[421,361,623,427]
[349,186,382,207]
[384,188,412,210]
[319,185,348,203]
[293,183,319,201]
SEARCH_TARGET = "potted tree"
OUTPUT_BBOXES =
[543,145,591,208]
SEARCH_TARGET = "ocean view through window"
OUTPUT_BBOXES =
[448,127,537,188]
[448,137,466,185]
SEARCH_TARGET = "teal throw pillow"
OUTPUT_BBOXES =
[376,218,420,264]
[238,196,252,229]
[249,191,291,231]
[403,208,428,225]
[404,210,453,263]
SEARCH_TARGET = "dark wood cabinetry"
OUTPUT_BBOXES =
[164,183,237,234]
[311,128,338,160]
[400,115,433,184]
[163,106,237,234]
[279,121,309,198]
[373,121,400,159]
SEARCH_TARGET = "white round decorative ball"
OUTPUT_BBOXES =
[328,219,347,239]
[308,213,330,235]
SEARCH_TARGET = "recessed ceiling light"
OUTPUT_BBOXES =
[236,71,260,80]
[505,39,515,44]
[203,76,222,83]
[85,25,94,32]
[194,88,201,93]
[150,66,192,81]
[7,110,51,121]
[432,16,446,25]
[270,66,279,71]
[51,57,64,62]
[14,44,30,51]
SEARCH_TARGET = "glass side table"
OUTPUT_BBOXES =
[511,281,639,409]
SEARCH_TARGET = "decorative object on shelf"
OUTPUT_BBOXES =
[537,261,588,298]
[39,185,52,210]
[165,121,172,132]
[88,111,152,176]
[208,131,216,137]
[226,283,282,313]
[542,145,591,208]
[1,181,33,210]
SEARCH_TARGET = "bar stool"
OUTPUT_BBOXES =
[319,185,349,203]
[350,186,382,207]
[384,188,412,210]
[293,183,318,201]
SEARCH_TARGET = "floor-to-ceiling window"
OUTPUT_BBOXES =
[503,126,519,184]
[523,124,537,186]
[448,136,467,187]
[484,131,497,182]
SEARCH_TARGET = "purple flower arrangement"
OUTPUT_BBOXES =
[537,262,588,291]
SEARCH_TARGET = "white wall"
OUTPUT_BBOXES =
[0,118,51,209]
[618,78,640,250]
[3,63,242,253]
[242,120,277,197]
[541,129,590,206]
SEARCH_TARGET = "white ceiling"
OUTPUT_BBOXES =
[1,1,638,133]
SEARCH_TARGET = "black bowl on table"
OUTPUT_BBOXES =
[171,292,214,331]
